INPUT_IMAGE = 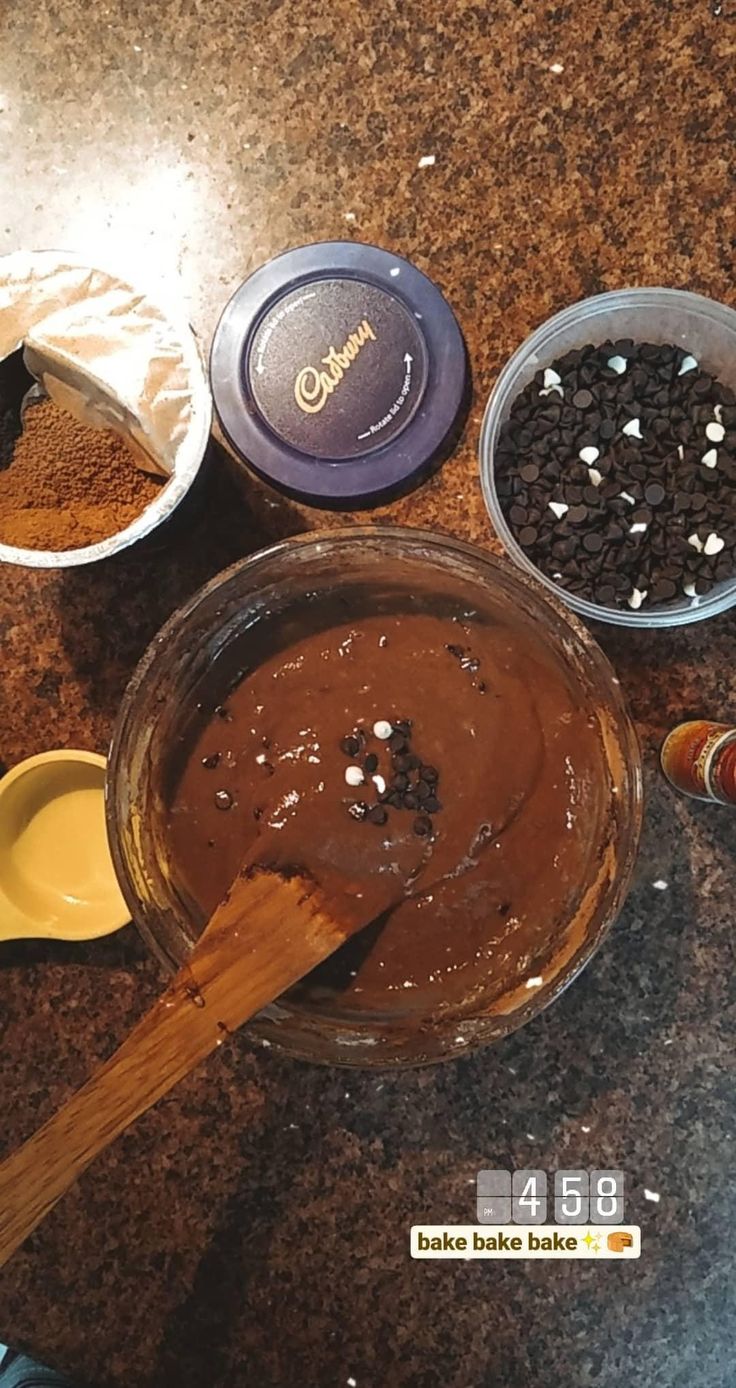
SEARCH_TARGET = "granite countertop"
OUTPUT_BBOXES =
[1,0,735,1384]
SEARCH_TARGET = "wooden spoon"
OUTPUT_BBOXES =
[0,859,396,1269]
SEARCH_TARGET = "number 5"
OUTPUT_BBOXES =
[561,1173,584,1217]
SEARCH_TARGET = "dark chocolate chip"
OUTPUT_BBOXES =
[572,389,593,409]
[413,814,433,838]
[644,481,666,505]
[367,804,388,826]
[214,789,233,810]
[201,753,221,770]
[363,752,378,772]
[651,578,677,601]
[583,532,604,553]
[341,734,360,757]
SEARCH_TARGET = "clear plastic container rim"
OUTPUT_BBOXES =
[479,286,736,629]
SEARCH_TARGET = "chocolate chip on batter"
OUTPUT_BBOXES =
[214,789,233,810]
[363,752,379,773]
[201,752,221,769]
[340,734,361,757]
[413,814,433,837]
[367,804,388,826]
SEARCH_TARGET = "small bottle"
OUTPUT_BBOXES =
[661,720,736,804]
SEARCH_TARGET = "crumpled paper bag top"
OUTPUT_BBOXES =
[0,250,206,477]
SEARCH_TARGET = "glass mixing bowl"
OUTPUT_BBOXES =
[106,527,643,1067]
[480,288,736,628]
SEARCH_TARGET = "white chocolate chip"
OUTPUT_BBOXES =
[623,418,643,439]
[688,533,704,553]
[373,720,393,739]
[549,500,569,519]
[706,421,725,443]
[579,446,600,465]
[539,384,564,397]
[372,774,387,795]
[345,765,365,786]
[702,448,718,468]
[714,404,723,423]
[607,355,627,374]
[543,367,561,388]
[619,491,636,505]
[704,532,725,556]
[683,580,697,597]
[628,587,647,610]
[629,522,648,535]
[588,468,603,486]
[678,354,698,376]
[677,444,685,461]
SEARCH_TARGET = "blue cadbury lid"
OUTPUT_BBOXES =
[210,241,468,506]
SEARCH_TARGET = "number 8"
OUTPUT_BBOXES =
[595,1175,617,1217]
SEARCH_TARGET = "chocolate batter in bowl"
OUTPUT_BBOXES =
[107,528,642,1066]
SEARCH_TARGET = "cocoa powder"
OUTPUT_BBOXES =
[0,397,164,551]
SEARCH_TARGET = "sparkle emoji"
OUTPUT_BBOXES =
[607,1231,634,1253]
[582,1229,602,1253]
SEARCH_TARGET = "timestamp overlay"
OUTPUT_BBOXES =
[411,1169,640,1259]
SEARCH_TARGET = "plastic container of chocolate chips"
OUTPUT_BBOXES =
[480,287,736,628]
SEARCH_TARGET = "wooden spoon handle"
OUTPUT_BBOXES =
[0,866,349,1268]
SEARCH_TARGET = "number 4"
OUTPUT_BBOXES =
[519,1175,541,1217]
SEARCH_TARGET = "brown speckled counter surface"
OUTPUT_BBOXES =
[1,1,735,1384]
